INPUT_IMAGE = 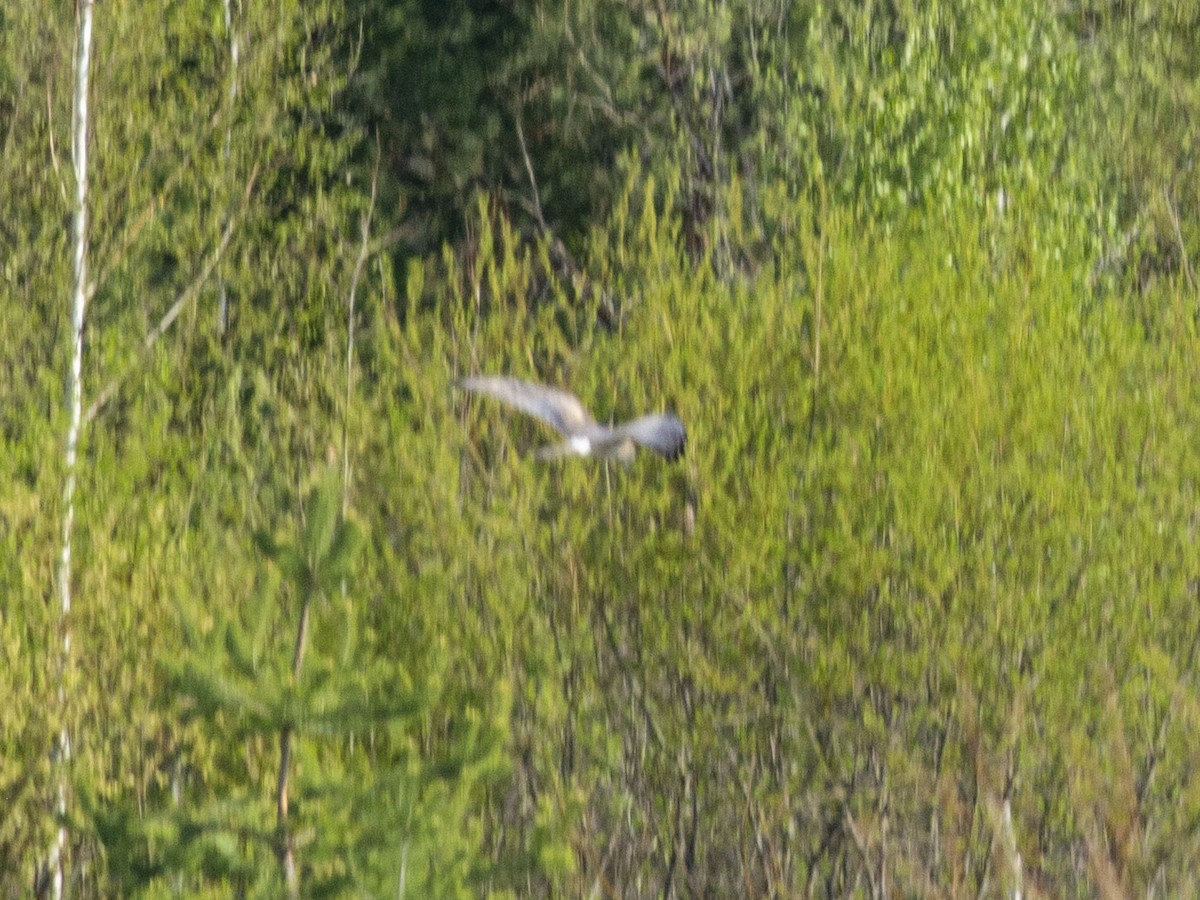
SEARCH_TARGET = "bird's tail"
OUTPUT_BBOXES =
[533,441,576,461]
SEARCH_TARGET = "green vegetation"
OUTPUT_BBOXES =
[3,0,1199,895]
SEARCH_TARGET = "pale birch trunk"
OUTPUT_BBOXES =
[48,0,95,895]
[217,0,239,334]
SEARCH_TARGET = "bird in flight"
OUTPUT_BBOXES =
[458,375,686,463]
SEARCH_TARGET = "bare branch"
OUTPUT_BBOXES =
[842,803,880,900]
[1162,186,1196,292]
[341,146,379,516]
[515,110,547,234]
[47,83,67,205]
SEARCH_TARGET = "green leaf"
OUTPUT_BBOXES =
[321,519,363,585]
[303,471,342,564]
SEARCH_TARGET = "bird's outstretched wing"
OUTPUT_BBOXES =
[613,413,687,461]
[457,376,595,436]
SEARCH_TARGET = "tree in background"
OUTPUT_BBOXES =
[44,0,96,894]
[89,473,507,896]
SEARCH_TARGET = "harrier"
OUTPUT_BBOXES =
[458,375,686,463]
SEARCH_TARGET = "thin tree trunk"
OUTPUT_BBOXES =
[341,153,378,513]
[276,721,297,895]
[48,0,95,895]
[277,595,312,897]
[217,0,239,334]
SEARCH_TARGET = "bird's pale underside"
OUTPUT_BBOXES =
[458,375,686,463]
